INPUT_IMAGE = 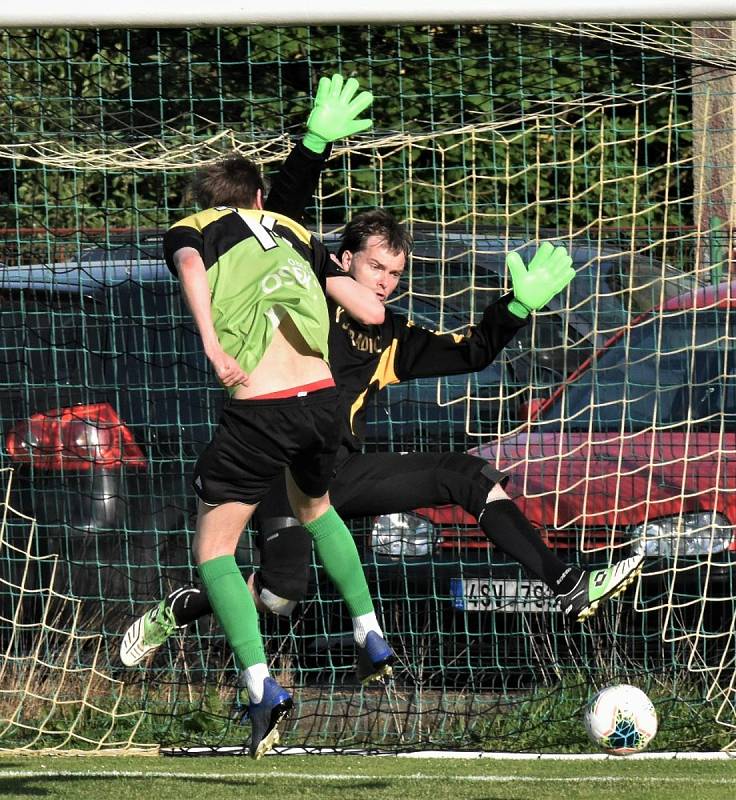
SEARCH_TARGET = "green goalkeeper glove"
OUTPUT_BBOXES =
[506,241,575,319]
[303,73,374,155]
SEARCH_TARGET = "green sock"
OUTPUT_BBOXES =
[304,506,374,617]
[197,555,266,668]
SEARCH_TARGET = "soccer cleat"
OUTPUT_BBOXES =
[356,631,395,684]
[119,600,177,666]
[560,553,645,622]
[240,677,294,760]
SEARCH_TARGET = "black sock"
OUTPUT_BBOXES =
[556,569,585,598]
[554,567,585,597]
[164,586,213,626]
[478,498,582,594]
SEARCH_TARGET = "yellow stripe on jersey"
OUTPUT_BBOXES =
[406,317,464,345]
[170,206,312,245]
[348,338,401,435]
[168,206,234,231]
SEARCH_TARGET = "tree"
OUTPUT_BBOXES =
[0,25,692,243]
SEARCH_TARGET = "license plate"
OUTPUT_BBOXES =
[450,578,560,613]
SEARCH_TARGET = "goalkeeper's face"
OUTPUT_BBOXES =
[341,235,405,303]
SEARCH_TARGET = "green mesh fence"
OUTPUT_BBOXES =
[1,23,736,754]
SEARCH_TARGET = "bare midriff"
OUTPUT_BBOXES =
[232,312,332,400]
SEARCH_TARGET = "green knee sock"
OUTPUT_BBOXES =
[197,555,266,669]
[304,506,374,617]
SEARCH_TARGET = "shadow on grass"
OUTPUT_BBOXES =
[0,775,395,798]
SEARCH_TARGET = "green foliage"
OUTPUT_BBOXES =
[0,26,693,235]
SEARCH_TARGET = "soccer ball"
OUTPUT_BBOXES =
[584,684,657,756]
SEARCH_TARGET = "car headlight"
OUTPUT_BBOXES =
[631,512,734,557]
[370,512,437,557]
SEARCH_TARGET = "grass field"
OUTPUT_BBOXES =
[1,754,735,800]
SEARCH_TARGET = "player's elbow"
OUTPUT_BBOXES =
[174,247,205,277]
[326,276,386,325]
[354,302,386,325]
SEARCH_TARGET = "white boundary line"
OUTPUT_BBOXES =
[392,750,736,760]
[2,769,736,784]
[158,745,735,760]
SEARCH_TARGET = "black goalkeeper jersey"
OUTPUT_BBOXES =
[267,141,529,453]
[326,294,527,453]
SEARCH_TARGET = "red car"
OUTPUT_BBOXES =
[361,280,736,680]
[435,280,735,555]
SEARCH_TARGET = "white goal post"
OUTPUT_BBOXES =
[0,1,734,27]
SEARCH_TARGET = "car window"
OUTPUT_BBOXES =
[558,247,698,342]
[78,238,164,264]
[0,288,108,387]
[674,349,736,423]
[403,234,695,376]
[545,308,736,431]
[605,252,700,312]
[397,239,505,330]
[507,311,591,388]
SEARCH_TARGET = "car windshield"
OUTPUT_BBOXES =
[567,247,698,322]
[542,307,736,431]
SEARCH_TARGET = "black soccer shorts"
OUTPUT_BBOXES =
[253,449,508,600]
[192,387,343,505]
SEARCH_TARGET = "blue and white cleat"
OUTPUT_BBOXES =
[240,677,293,760]
[356,631,395,684]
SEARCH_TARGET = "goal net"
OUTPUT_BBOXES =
[1,20,735,753]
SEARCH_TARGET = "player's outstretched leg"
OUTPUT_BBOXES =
[119,599,177,666]
[240,676,294,759]
[119,587,211,666]
[302,505,395,684]
[120,600,177,667]
[559,553,645,622]
[356,630,395,684]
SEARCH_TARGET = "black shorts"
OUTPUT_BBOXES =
[192,387,342,506]
[253,450,508,600]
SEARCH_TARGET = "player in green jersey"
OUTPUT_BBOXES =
[155,75,394,760]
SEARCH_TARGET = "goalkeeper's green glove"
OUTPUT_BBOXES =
[506,241,575,319]
[303,73,374,155]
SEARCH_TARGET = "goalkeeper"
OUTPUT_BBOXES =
[121,73,644,669]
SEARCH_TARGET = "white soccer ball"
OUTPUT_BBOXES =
[584,684,658,756]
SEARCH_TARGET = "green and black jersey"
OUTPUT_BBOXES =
[164,206,342,393]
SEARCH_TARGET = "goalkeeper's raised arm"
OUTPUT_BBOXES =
[265,72,373,223]
[302,73,374,154]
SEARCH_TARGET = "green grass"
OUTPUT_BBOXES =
[1,754,735,800]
